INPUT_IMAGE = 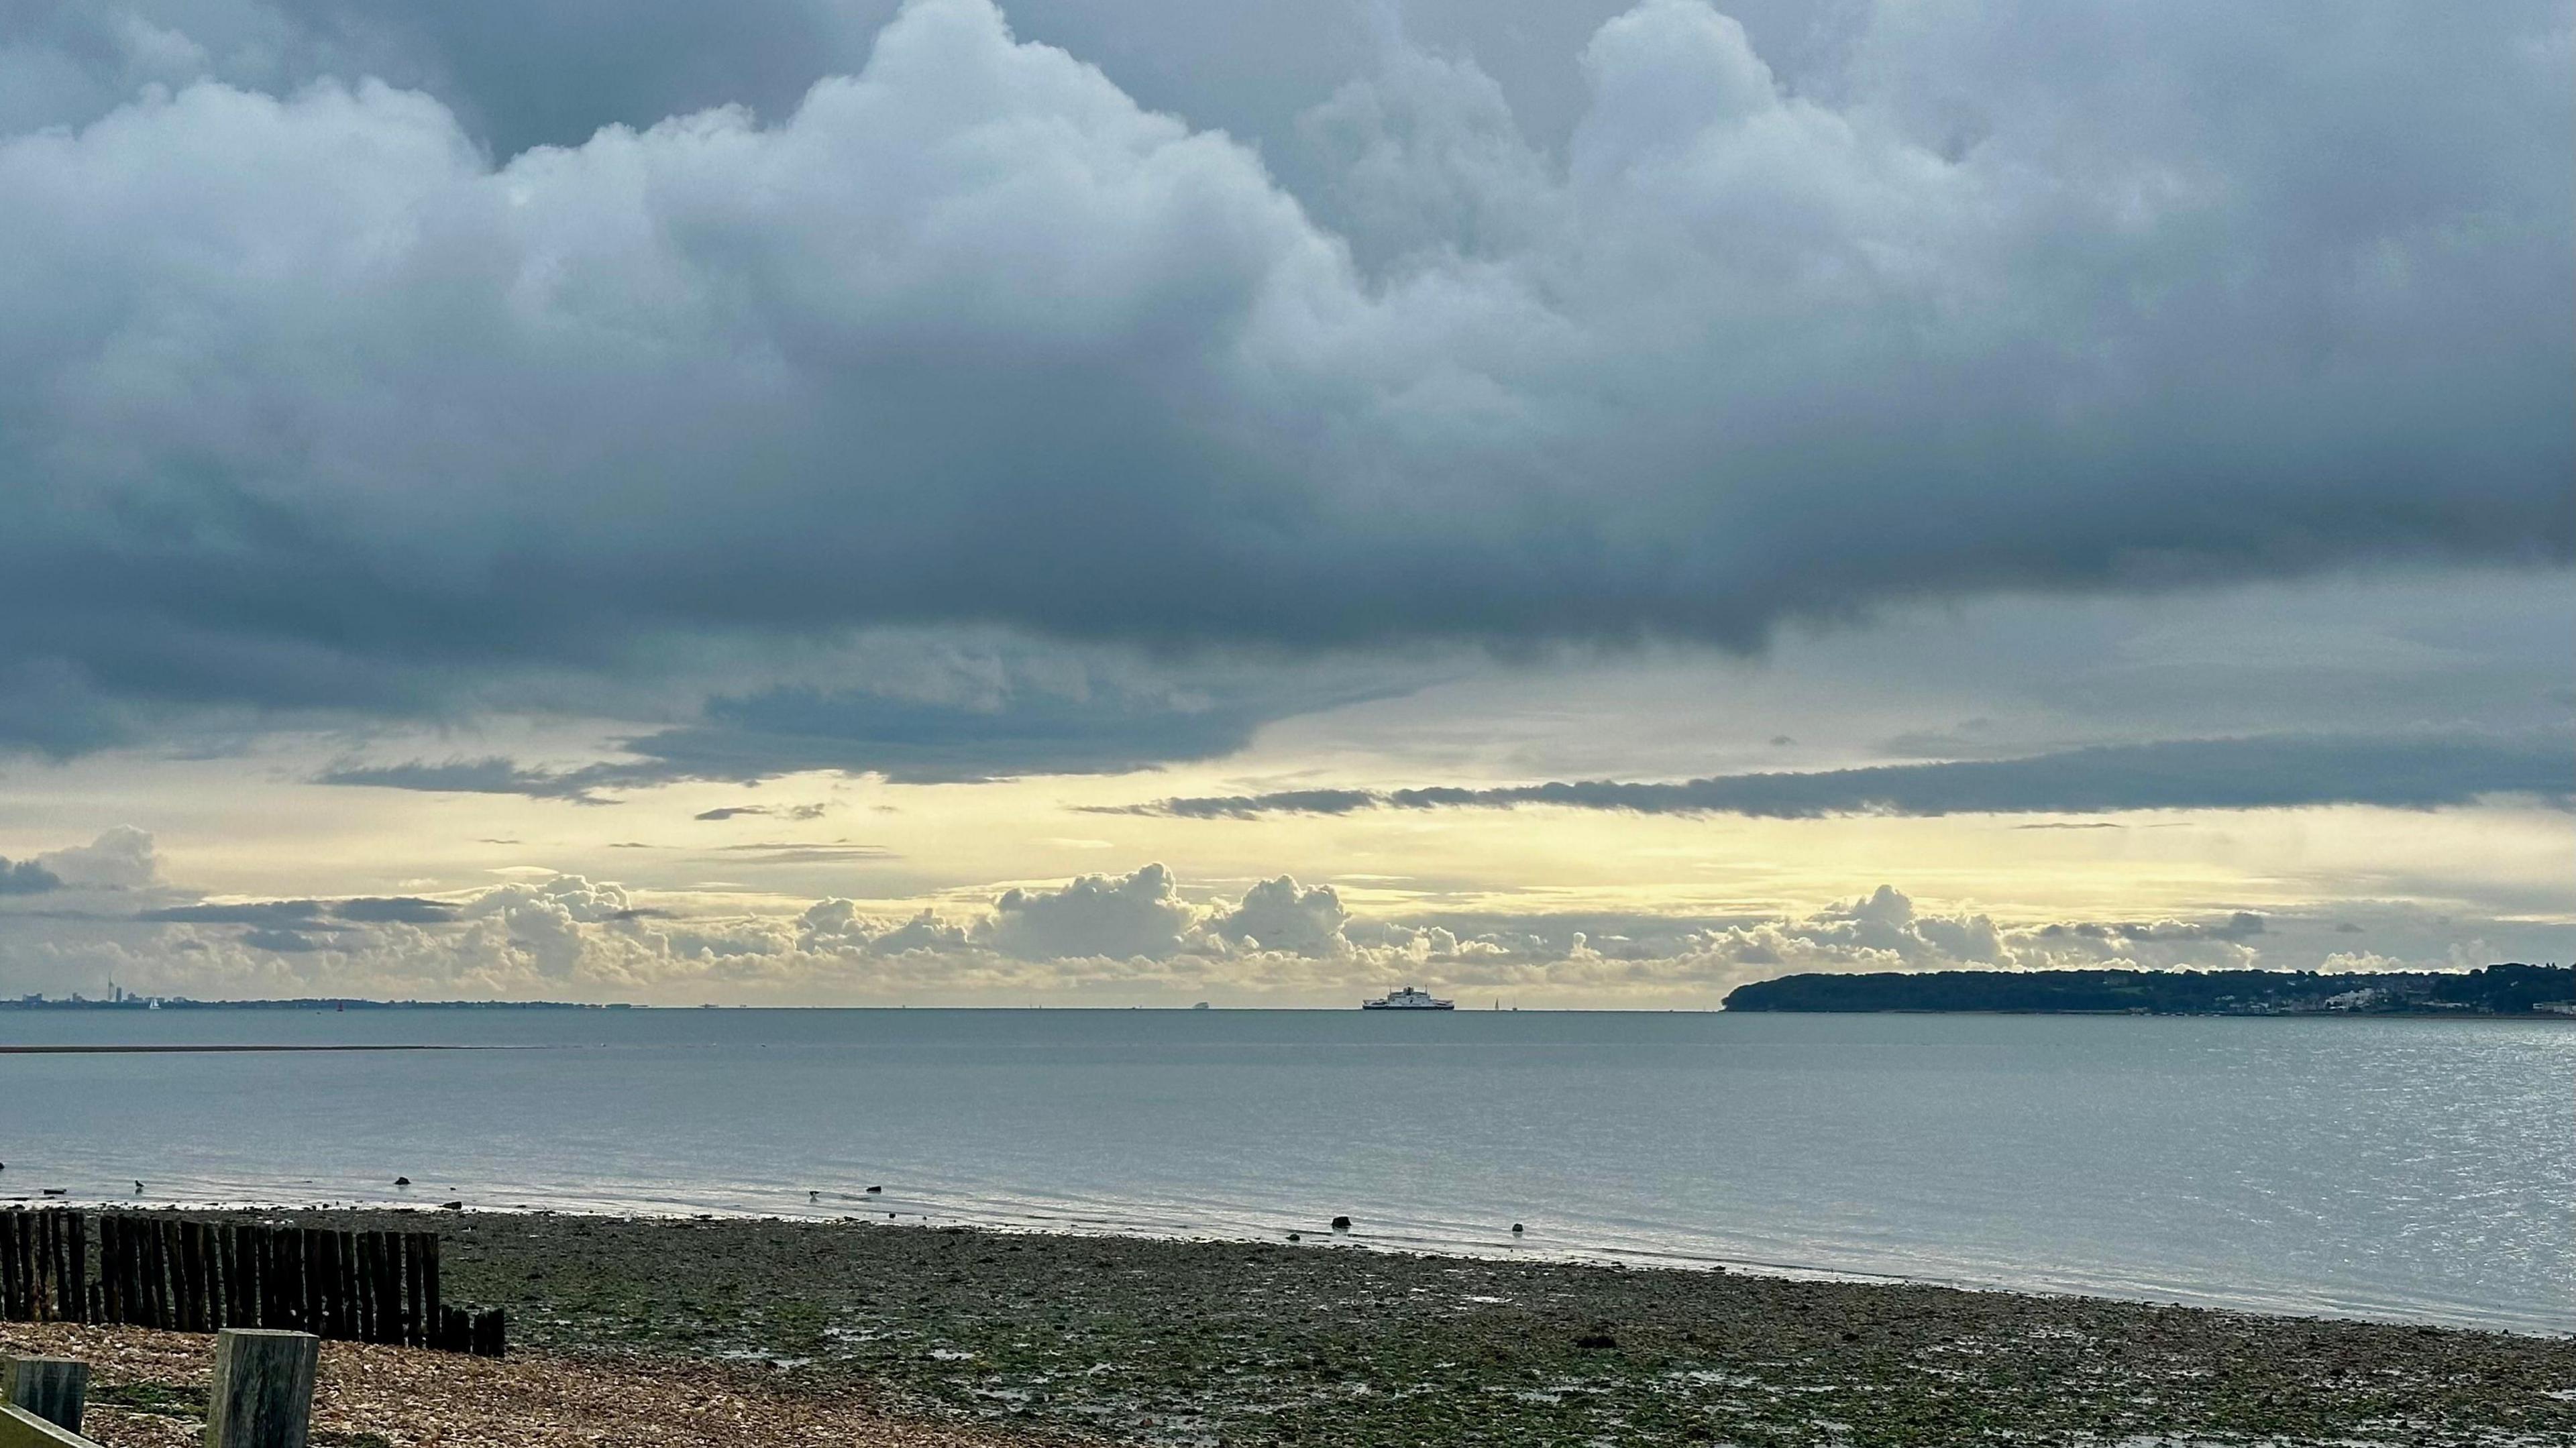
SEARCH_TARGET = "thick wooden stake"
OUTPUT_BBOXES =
[64,1217,87,1327]
[1,1215,20,1321]
[217,1225,242,1328]
[117,1217,136,1328]
[301,1231,323,1336]
[253,1229,277,1329]
[19,1218,38,1325]
[28,1216,51,1324]
[355,1229,374,1341]
[191,1221,217,1331]
[89,1219,111,1327]
[398,1235,423,1347]
[415,1235,440,1348]
[162,1220,186,1331]
[355,1233,374,1344]
[371,1233,398,1345]
[316,1231,342,1342]
[1,1356,87,1434]
[204,1329,317,1448]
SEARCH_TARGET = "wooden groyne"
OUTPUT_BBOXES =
[0,1211,501,1355]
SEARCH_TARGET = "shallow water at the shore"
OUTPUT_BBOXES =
[3,1007,2567,1333]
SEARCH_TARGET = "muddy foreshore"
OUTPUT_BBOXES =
[152,1208,2576,1446]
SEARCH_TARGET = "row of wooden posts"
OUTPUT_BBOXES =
[4,1329,319,1447]
[1,1211,500,1357]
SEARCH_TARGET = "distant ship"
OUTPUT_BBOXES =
[1362,986,1454,1011]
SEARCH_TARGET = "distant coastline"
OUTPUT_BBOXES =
[0,995,623,1011]
[1722,962,2574,1016]
[8,965,2573,1015]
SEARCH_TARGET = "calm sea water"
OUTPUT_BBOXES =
[3,1008,2567,1334]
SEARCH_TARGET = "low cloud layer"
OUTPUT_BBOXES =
[310,637,1425,796]
[0,856,62,895]
[1,0,2565,754]
[1122,734,2575,820]
[2,842,2547,1005]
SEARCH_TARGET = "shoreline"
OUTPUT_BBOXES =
[6,1002,2569,1017]
[11,1196,2557,1341]
[0,1043,482,1053]
[24,1205,2560,1446]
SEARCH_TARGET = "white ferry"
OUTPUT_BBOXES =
[1361,986,1454,1010]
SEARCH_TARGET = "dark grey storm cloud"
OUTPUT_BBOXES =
[139,896,458,924]
[239,928,329,952]
[2035,913,2267,946]
[138,899,328,926]
[315,759,610,801]
[712,843,898,865]
[613,683,1282,785]
[331,896,462,923]
[1119,734,2574,820]
[321,650,1422,795]
[0,856,62,894]
[0,0,2567,756]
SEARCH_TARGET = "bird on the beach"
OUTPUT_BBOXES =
[808,1190,820,1202]
[134,1180,144,1193]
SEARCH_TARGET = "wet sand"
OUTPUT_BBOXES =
[25,1209,2576,1445]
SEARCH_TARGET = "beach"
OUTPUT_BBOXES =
[14,1208,2566,1447]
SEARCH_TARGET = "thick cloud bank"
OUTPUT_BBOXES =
[1,0,2567,750]
[1122,733,2576,820]
[0,842,2540,1005]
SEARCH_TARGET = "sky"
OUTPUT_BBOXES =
[0,0,2567,1006]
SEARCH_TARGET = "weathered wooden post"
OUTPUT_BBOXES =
[63,1218,87,1327]
[0,1215,19,1321]
[1,1357,87,1435]
[415,1235,440,1347]
[203,1330,316,1448]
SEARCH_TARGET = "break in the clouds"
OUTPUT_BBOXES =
[1120,733,2576,821]
[1,0,2567,753]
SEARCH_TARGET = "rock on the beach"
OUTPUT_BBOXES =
[395,1176,411,1186]
[1330,1216,1352,1231]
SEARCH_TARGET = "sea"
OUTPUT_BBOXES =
[3,1007,2568,1335]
